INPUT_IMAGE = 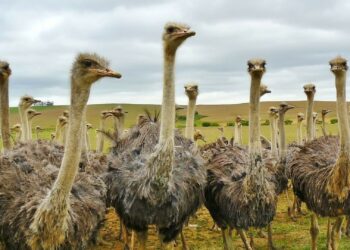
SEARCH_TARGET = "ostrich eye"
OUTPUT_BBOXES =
[82,60,93,67]
[167,27,175,33]
[3,65,9,70]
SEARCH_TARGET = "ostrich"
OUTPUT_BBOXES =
[233,116,243,145]
[96,110,113,153]
[312,112,319,139]
[321,109,331,136]
[104,22,205,250]
[10,124,22,145]
[296,112,305,145]
[18,96,41,142]
[203,59,283,250]
[184,83,198,141]
[193,129,206,145]
[290,56,350,250]
[54,116,68,144]
[304,84,316,141]
[27,109,42,140]
[0,61,11,151]
[35,126,44,140]
[110,105,128,139]
[268,107,279,158]
[61,110,69,144]
[0,52,122,249]
[86,123,93,151]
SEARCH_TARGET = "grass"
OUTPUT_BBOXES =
[3,101,349,249]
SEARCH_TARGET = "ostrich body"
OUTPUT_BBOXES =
[290,56,350,250]
[18,96,40,142]
[0,61,11,151]
[104,23,206,249]
[184,83,198,140]
[27,109,42,140]
[203,59,283,250]
[0,53,122,249]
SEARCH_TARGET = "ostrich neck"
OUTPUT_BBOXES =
[117,116,124,137]
[335,72,350,153]
[19,106,29,141]
[297,121,303,144]
[185,97,197,140]
[0,77,11,150]
[278,112,287,161]
[306,94,314,141]
[50,79,90,200]
[322,115,327,136]
[28,119,33,140]
[270,116,278,157]
[54,123,62,143]
[234,123,242,145]
[249,74,262,156]
[97,118,106,153]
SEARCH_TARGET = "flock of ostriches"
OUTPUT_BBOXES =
[0,22,349,250]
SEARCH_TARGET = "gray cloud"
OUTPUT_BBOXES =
[0,0,349,106]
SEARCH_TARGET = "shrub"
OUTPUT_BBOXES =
[177,115,186,121]
[227,122,235,127]
[202,121,220,127]
[241,120,249,126]
[284,119,293,125]
[330,118,338,124]
[261,119,270,126]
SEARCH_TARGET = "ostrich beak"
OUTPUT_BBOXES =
[90,68,122,78]
[34,112,42,117]
[286,104,295,110]
[265,89,271,94]
[175,30,196,39]
[32,99,41,104]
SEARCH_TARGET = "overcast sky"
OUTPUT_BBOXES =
[1,0,349,106]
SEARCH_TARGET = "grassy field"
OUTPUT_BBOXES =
[5,101,350,249]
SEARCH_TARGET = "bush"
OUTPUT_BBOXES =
[261,119,270,126]
[330,118,338,124]
[284,119,293,125]
[227,122,235,127]
[177,115,186,121]
[241,120,249,126]
[202,121,219,127]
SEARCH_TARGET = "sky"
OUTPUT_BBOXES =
[0,0,349,106]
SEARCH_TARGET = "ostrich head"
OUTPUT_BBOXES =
[247,58,266,78]
[235,115,242,124]
[0,61,11,80]
[303,83,316,98]
[279,102,295,114]
[35,126,43,132]
[57,116,68,128]
[71,53,121,85]
[321,109,331,117]
[260,84,271,97]
[86,123,93,130]
[11,124,21,133]
[163,22,195,51]
[312,112,318,121]
[268,106,278,117]
[297,112,305,122]
[19,95,41,110]
[27,109,42,120]
[330,56,348,76]
[62,110,69,118]
[110,105,127,118]
[100,110,112,120]
[184,83,199,99]
[194,129,206,142]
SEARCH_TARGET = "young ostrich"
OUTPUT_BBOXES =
[10,124,22,145]
[290,56,350,250]
[54,116,68,144]
[0,53,122,249]
[233,115,243,145]
[321,109,331,136]
[0,61,12,151]
[104,22,206,249]
[184,83,198,141]
[296,112,305,145]
[35,126,44,140]
[27,109,42,140]
[18,95,41,142]
[96,110,113,153]
[203,59,284,250]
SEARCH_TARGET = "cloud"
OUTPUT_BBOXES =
[0,0,349,106]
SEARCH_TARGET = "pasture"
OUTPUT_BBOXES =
[5,101,350,249]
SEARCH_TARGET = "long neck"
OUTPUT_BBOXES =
[234,123,242,145]
[85,129,90,151]
[306,94,314,141]
[322,115,327,136]
[185,97,197,140]
[19,106,29,142]
[117,116,124,138]
[0,78,11,150]
[54,123,62,143]
[297,120,303,144]
[97,118,106,153]
[270,115,278,157]
[28,118,33,140]
[249,74,262,156]
[335,72,350,153]
[62,125,67,145]
[50,80,90,199]
[312,118,317,138]
[278,112,287,161]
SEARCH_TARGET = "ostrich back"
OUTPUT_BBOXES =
[0,141,108,249]
[104,121,206,242]
[201,140,280,229]
[289,136,350,216]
